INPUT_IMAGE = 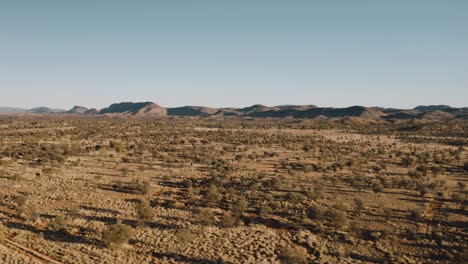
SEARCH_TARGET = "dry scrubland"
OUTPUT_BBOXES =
[0,117,466,263]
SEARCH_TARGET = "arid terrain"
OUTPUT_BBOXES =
[0,116,466,263]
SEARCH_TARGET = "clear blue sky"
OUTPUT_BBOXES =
[1,0,467,109]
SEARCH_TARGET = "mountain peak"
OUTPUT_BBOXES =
[66,106,89,114]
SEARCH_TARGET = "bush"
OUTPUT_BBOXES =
[220,212,240,228]
[307,205,323,221]
[13,194,28,208]
[183,179,193,188]
[326,209,349,230]
[232,197,248,217]
[458,181,466,190]
[137,181,151,194]
[278,246,308,264]
[204,184,222,205]
[194,208,215,226]
[257,205,273,216]
[409,208,424,221]
[136,199,154,222]
[49,215,68,233]
[419,187,430,197]
[372,184,384,193]
[304,186,323,200]
[354,198,365,213]
[102,222,133,248]
[270,177,283,190]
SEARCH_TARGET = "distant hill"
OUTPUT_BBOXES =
[99,102,167,116]
[167,106,218,116]
[66,106,89,114]
[294,106,385,119]
[0,106,66,115]
[0,107,27,113]
[1,102,467,120]
[28,107,66,114]
[414,105,452,111]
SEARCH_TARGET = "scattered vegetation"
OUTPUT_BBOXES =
[0,118,465,263]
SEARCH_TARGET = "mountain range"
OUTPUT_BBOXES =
[1,102,467,120]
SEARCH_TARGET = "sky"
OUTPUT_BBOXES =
[1,0,467,110]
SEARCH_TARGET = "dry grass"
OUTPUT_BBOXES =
[0,117,466,263]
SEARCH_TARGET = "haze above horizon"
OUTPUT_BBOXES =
[1,1,467,109]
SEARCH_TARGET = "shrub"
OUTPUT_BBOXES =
[136,199,154,222]
[183,179,193,188]
[270,177,283,190]
[458,181,466,190]
[220,212,240,228]
[278,246,308,264]
[232,197,248,217]
[186,187,195,201]
[307,205,323,221]
[409,208,424,221]
[49,215,69,233]
[303,186,323,200]
[419,187,430,197]
[372,184,384,193]
[204,184,222,205]
[257,205,273,216]
[325,209,349,230]
[194,208,215,226]
[102,222,133,248]
[13,194,28,208]
[137,181,151,194]
[354,198,365,213]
